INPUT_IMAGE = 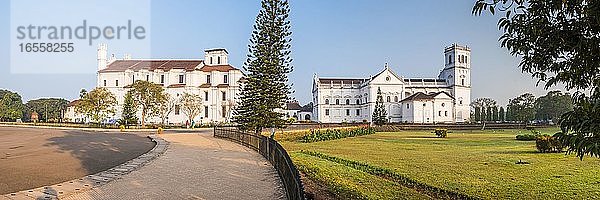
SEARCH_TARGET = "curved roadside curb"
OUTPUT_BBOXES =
[1,135,169,200]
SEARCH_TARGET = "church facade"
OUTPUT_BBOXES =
[96,44,243,124]
[312,44,471,123]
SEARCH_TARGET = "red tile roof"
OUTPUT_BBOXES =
[67,100,80,107]
[99,60,240,73]
[167,84,186,88]
[198,65,238,72]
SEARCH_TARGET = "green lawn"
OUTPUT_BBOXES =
[282,128,600,199]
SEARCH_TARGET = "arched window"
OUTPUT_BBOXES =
[438,111,442,116]
[386,96,391,102]
[346,99,350,105]
[325,99,329,104]
[465,55,468,64]
[336,99,340,105]
[394,96,398,102]
[406,103,410,109]
[462,79,465,86]
[445,111,448,116]
[356,99,360,105]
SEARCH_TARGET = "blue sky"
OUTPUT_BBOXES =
[0,0,565,106]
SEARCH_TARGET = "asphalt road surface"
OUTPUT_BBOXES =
[0,127,155,194]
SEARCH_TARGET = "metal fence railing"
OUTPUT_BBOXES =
[214,126,305,200]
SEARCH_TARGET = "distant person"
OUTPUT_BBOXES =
[185,120,190,129]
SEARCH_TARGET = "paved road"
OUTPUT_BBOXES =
[0,127,154,195]
[63,130,286,200]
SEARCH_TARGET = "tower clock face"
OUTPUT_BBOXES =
[386,76,391,81]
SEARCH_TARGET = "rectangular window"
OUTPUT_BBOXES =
[103,80,107,86]
[325,109,329,116]
[204,106,209,118]
[356,109,360,116]
[221,91,226,101]
[179,75,184,83]
[115,80,119,87]
[346,109,350,116]
[146,75,149,81]
[224,74,228,84]
[160,75,165,83]
[222,106,227,118]
[439,111,442,116]
[206,75,211,84]
[175,105,180,115]
[204,91,209,101]
[445,111,448,116]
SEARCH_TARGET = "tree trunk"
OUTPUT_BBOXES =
[141,110,146,128]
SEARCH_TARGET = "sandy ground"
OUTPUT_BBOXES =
[0,127,155,194]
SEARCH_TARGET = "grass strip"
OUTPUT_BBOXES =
[299,150,478,200]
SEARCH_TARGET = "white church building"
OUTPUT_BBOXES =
[95,44,243,124]
[312,44,471,123]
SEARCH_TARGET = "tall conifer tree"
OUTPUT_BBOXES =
[372,88,387,125]
[234,0,293,134]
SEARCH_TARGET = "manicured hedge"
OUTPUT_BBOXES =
[299,127,375,143]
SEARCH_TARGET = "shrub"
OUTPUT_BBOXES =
[434,128,448,138]
[516,130,541,141]
[516,134,537,141]
[535,134,564,153]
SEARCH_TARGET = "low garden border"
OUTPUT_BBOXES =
[214,126,306,200]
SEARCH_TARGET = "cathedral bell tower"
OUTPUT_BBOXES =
[438,43,471,122]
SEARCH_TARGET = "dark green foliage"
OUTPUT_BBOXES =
[299,127,375,143]
[372,88,387,125]
[0,89,24,121]
[234,0,293,133]
[491,106,498,121]
[434,128,447,138]
[474,107,481,122]
[299,151,475,200]
[534,90,573,122]
[555,90,600,159]
[507,93,536,123]
[536,134,564,153]
[473,0,600,158]
[24,98,68,122]
[486,107,493,121]
[498,107,505,122]
[516,134,536,141]
[119,90,138,126]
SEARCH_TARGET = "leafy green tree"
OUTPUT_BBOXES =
[129,80,166,127]
[234,0,293,134]
[157,93,177,126]
[473,0,600,158]
[119,90,138,127]
[498,106,505,122]
[372,88,387,125]
[474,107,481,122]
[0,90,24,121]
[76,87,117,124]
[491,106,498,121]
[507,93,536,123]
[180,92,203,127]
[534,90,573,122]
[470,98,497,122]
[24,98,68,122]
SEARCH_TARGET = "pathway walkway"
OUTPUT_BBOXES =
[62,131,285,200]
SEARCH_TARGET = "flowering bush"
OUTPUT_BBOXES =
[299,127,375,143]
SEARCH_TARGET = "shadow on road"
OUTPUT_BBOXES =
[43,130,155,174]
